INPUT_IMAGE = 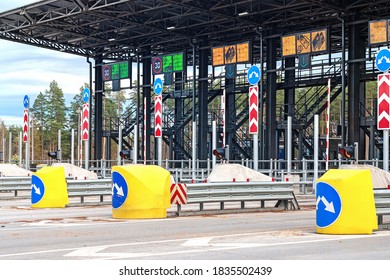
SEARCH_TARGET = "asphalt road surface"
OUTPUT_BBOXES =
[1,198,390,260]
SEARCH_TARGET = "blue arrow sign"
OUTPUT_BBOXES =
[154,77,163,95]
[112,171,128,209]
[23,95,29,109]
[83,87,90,103]
[376,48,390,72]
[247,65,261,85]
[316,181,342,228]
[31,175,45,204]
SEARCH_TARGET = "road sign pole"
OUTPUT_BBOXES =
[19,131,22,167]
[85,139,89,170]
[384,130,389,172]
[253,133,258,171]
[158,137,162,167]
[25,135,29,170]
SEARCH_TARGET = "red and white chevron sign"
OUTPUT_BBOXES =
[154,96,162,137]
[378,74,390,130]
[23,109,28,143]
[170,183,187,204]
[249,86,258,134]
[82,103,89,140]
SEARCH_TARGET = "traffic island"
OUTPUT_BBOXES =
[111,165,171,219]
[316,169,377,234]
[31,166,69,208]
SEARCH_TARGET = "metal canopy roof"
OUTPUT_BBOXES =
[0,0,390,61]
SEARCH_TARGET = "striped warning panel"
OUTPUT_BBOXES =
[170,183,187,204]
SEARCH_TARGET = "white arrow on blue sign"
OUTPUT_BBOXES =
[112,171,128,209]
[23,95,29,109]
[247,65,261,85]
[376,48,390,72]
[83,88,90,103]
[154,78,163,95]
[316,181,342,228]
[31,175,45,204]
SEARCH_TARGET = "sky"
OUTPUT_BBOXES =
[0,1,90,126]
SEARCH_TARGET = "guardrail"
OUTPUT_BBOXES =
[0,177,112,205]
[374,189,390,225]
[175,180,299,216]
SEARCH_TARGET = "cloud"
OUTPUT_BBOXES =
[0,40,90,126]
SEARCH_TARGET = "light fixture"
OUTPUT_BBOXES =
[109,38,116,42]
[238,11,249,16]
[167,26,176,30]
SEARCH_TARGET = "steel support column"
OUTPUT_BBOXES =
[225,74,236,160]
[143,53,152,162]
[265,36,278,160]
[284,57,296,163]
[348,19,366,159]
[93,56,103,160]
[197,41,209,166]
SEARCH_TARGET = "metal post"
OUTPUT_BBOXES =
[133,124,138,164]
[25,132,29,170]
[31,116,34,162]
[326,78,331,171]
[384,130,389,172]
[118,125,123,166]
[212,120,217,168]
[2,138,5,163]
[71,129,75,166]
[8,132,12,163]
[85,138,89,170]
[253,133,258,171]
[222,89,226,147]
[287,116,292,174]
[313,115,319,193]
[157,137,162,167]
[192,121,196,179]
[58,130,61,161]
[19,131,22,167]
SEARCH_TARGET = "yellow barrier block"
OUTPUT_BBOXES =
[112,165,171,219]
[316,169,377,234]
[31,166,69,208]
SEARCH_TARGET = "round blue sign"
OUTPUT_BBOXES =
[31,175,45,204]
[112,171,128,209]
[83,88,90,103]
[316,181,342,228]
[247,65,261,85]
[376,48,390,72]
[23,95,29,109]
[154,78,163,95]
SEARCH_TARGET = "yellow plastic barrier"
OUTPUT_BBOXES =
[316,169,377,234]
[31,166,69,208]
[111,165,171,219]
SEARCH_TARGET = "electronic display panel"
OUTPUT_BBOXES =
[282,35,296,57]
[311,29,327,53]
[172,53,184,72]
[236,42,250,63]
[224,45,237,64]
[296,32,311,54]
[212,47,225,66]
[369,20,387,45]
